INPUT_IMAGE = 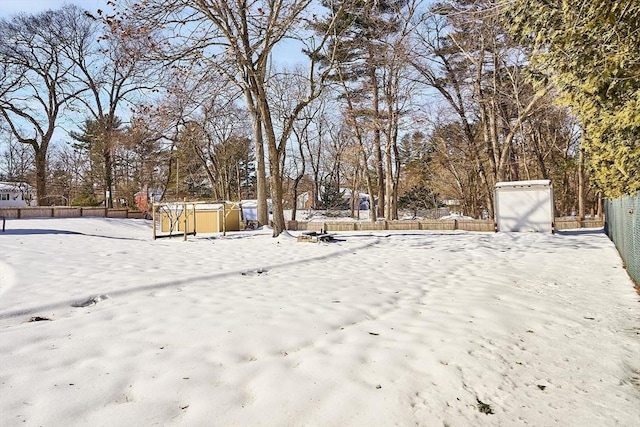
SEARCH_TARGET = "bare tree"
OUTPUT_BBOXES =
[277,78,322,220]
[379,0,421,220]
[125,105,174,203]
[178,98,254,201]
[48,143,90,206]
[62,5,162,208]
[410,1,552,216]
[116,0,347,235]
[0,8,88,205]
[317,0,424,220]
[0,132,34,182]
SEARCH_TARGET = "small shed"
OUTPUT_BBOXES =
[158,202,241,235]
[494,180,554,232]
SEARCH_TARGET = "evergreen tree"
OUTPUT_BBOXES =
[70,116,123,207]
[506,0,640,197]
[314,0,410,219]
[398,186,438,218]
[319,180,346,210]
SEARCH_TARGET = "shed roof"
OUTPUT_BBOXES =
[494,179,551,189]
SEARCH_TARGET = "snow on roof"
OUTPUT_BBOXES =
[0,181,33,192]
[494,179,551,189]
[159,202,236,211]
[241,199,272,208]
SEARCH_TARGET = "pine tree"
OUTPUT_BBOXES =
[70,116,123,207]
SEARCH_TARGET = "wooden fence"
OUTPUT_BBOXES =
[287,219,495,232]
[287,217,603,233]
[0,206,147,220]
[0,207,603,233]
[554,218,604,230]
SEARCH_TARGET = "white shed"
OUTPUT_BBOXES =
[494,180,554,232]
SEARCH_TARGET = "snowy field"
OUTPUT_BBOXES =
[1,217,639,427]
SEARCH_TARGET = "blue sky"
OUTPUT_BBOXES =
[1,0,307,65]
[0,0,107,17]
[0,0,309,144]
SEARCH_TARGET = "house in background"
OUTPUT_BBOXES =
[0,181,36,207]
[296,191,314,210]
[342,189,371,211]
[134,185,162,211]
[240,199,272,222]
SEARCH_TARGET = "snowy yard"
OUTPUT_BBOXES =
[1,218,639,426]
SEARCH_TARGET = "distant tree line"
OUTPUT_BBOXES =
[1,0,637,235]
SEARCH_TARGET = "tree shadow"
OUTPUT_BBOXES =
[0,228,144,241]
[0,236,383,321]
[555,228,605,236]
[1,229,83,236]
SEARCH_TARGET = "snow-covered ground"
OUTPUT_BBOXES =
[1,218,638,427]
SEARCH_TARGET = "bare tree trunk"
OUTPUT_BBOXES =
[578,135,585,220]
[350,168,359,219]
[370,65,385,219]
[104,148,114,208]
[308,119,323,209]
[236,163,242,201]
[362,149,377,222]
[34,148,49,206]
[257,91,286,235]
[290,122,309,222]
[531,128,549,179]
[384,143,394,220]
[393,140,401,219]
[384,66,402,221]
[244,87,269,226]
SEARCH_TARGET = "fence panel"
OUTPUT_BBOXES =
[605,192,639,285]
[457,219,495,232]
[0,207,145,220]
[419,220,456,231]
[53,207,82,218]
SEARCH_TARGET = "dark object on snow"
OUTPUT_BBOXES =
[28,316,51,322]
[72,294,109,307]
[241,268,269,276]
[297,231,341,243]
[476,398,494,415]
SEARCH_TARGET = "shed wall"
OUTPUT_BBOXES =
[495,182,554,232]
[159,203,241,234]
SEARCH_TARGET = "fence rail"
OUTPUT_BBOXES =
[554,218,605,230]
[1,207,606,236]
[287,218,603,233]
[605,192,639,286]
[0,206,146,220]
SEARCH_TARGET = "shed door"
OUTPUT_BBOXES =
[495,187,553,232]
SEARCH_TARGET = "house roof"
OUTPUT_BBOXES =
[0,181,34,192]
